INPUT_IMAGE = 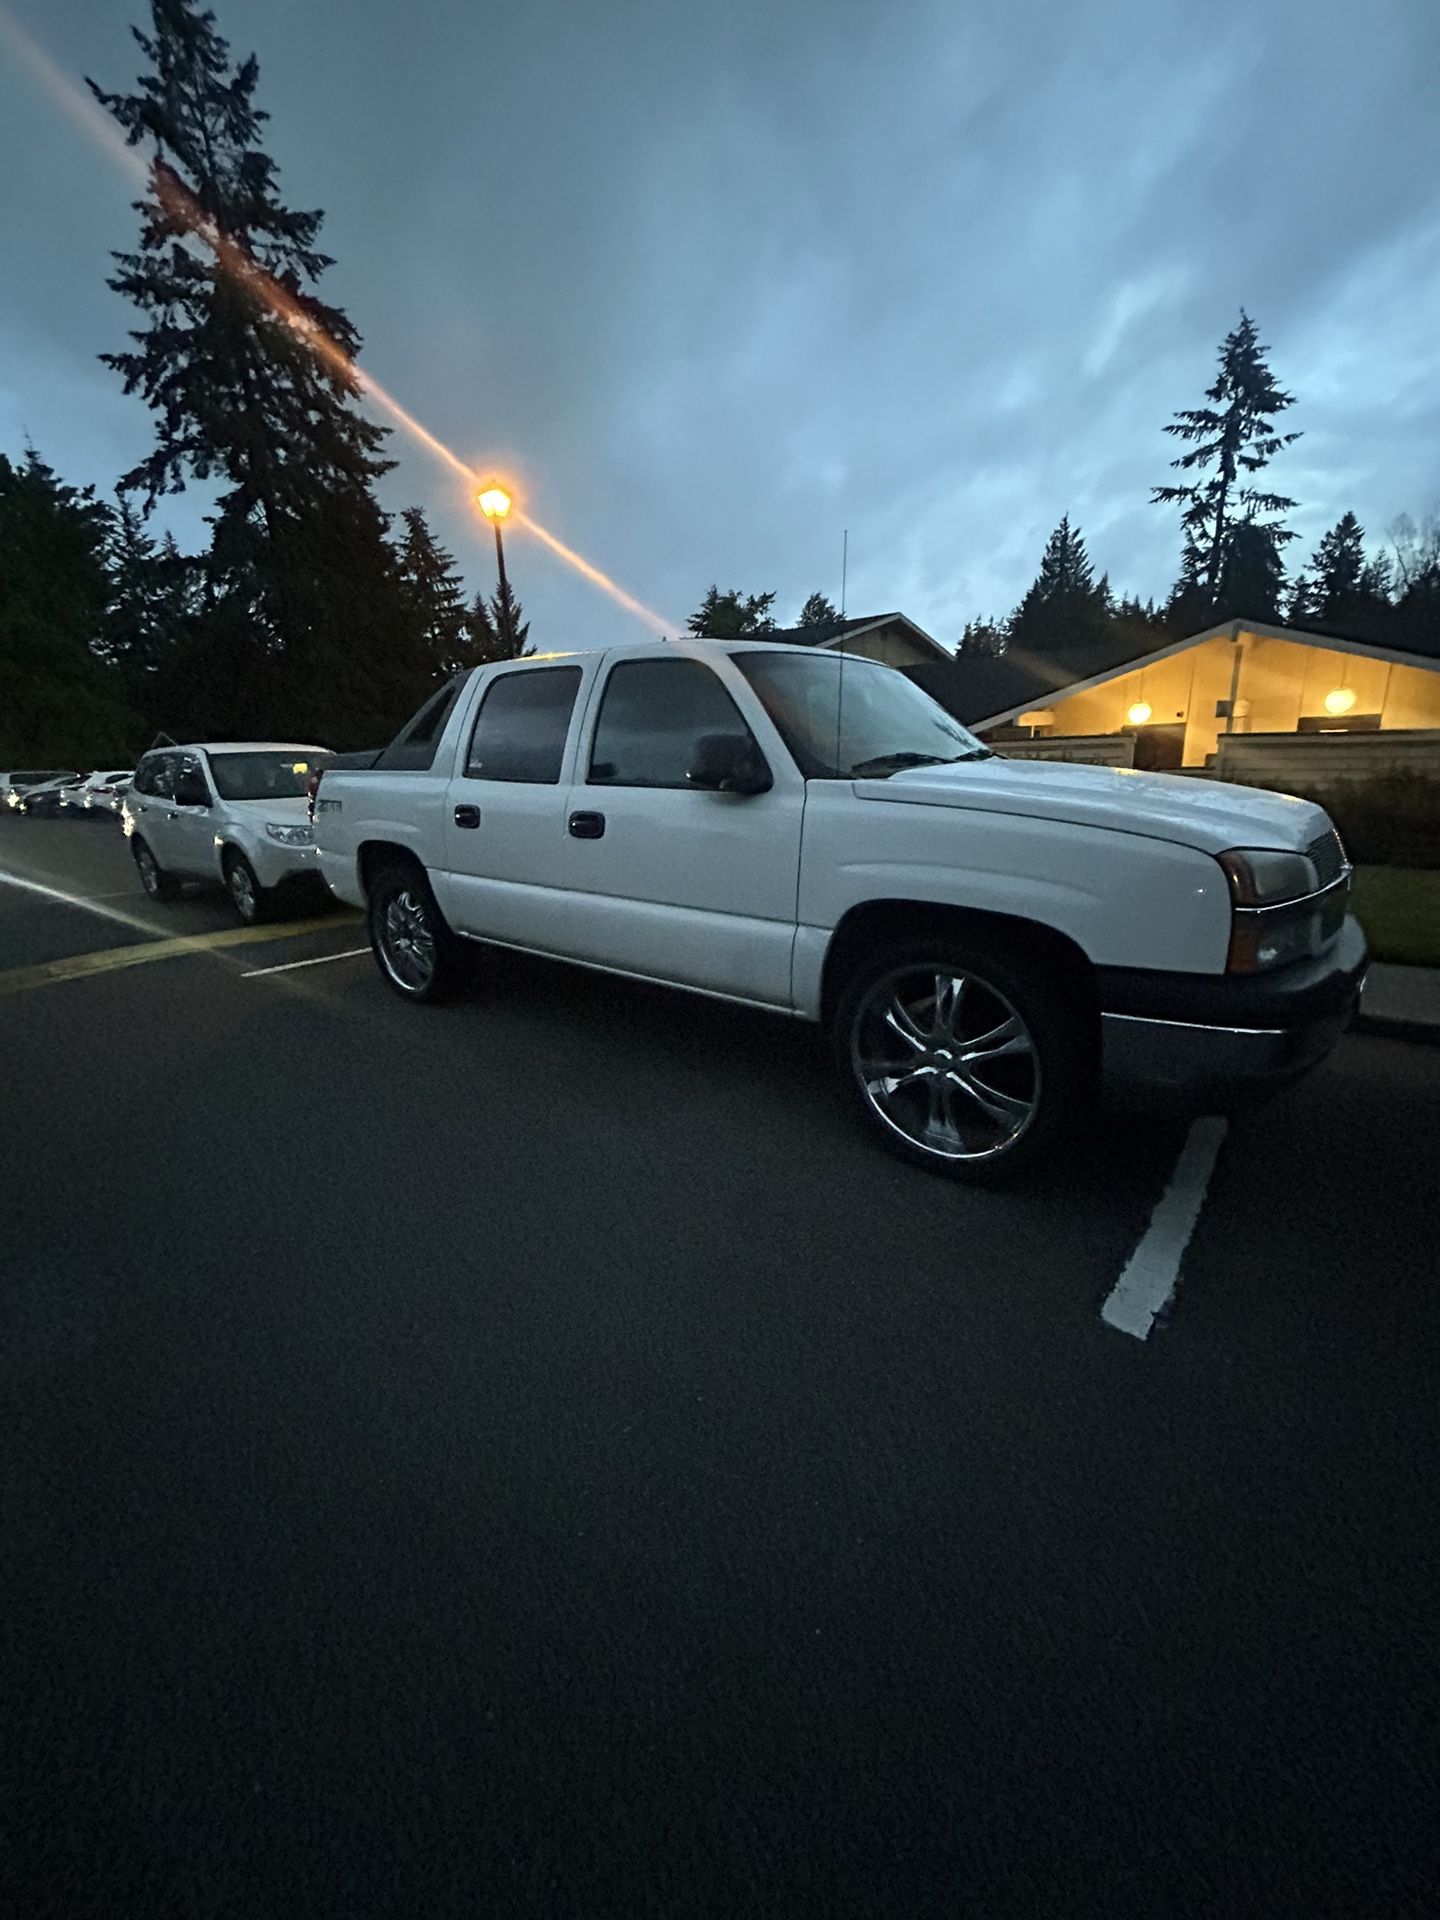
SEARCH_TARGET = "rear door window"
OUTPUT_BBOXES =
[464,668,583,784]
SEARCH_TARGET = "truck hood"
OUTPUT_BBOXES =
[229,795,313,829]
[853,756,1330,854]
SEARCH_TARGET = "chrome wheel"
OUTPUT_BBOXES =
[849,965,1040,1164]
[228,860,258,922]
[137,845,160,896]
[378,887,437,993]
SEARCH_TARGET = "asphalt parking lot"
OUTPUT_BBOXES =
[3,811,1438,1917]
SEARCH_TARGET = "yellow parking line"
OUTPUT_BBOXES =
[0,915,359,999]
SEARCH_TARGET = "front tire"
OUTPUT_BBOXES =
[223,851,269,925]
[133,837,179,902]
[833,938,1089,1183]
[367,861,462,1003]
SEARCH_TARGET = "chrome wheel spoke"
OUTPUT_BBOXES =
[958,1015,1028,1065]
[883,999,928,1052]
[933,973,965,1036]
[950,1071,1031,1125]
[862,1060,929,1102]
[922,1079,962,1151]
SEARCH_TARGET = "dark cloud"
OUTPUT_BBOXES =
[3,0,1438,645]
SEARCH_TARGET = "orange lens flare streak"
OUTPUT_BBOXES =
[3,2,675,636]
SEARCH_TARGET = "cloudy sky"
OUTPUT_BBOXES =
[3,0,1439,647]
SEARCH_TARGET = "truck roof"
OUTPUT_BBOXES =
[502,637,878,668]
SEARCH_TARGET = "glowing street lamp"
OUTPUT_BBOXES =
[477,483,516,652]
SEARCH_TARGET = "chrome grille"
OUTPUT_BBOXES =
[1307,828,1346,890]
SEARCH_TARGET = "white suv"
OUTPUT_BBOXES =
[124,742,333,922]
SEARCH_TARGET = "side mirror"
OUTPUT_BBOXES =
[686,733,773,796]
[175,773,210,808]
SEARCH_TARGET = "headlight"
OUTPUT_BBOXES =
[1216,848,1318,907]
[265,824,314,846]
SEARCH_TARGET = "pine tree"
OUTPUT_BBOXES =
[88,0,420,744]
[1213,521,1287,624]
[686,586,778,637]
[1163,538,1218,634]
[460,584,530,664]
[1153,312,1300,610]
[396,508,470,677]
[797,592,840,629]
[489,577,531,659]
[1008,516,1110,657]
[958,617,1006,656]
[0,450,138,762]
[463,591,504,665]
[98,497,202,702]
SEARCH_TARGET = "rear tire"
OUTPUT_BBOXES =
[133,837,179,902]
[367,861,462,1004]
[832,936,1090,1184]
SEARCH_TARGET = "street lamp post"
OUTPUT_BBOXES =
[477,484,514,653]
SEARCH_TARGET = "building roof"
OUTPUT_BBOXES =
[760,612,952,661]
[906,618,1440,732]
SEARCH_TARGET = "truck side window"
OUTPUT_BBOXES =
[465,666,582,784]
[377,680,461,773]
[588,659,754,788]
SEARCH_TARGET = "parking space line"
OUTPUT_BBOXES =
[0,916,348,999]
[242,947,370,978]
[1100,1117,1229,1341]
[0,866,156,934]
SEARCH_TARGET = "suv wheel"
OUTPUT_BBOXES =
[368,862,462,1003]
[223,851,268,925]
[133,837,179,902]
[833,938,1087,1182]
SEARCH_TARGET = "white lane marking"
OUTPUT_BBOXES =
[0,866,155,934]
[1101,1117,1229,1341]
[241,947,370,978]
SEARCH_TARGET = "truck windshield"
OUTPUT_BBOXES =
[209,752,334,801]
[733,652,990,779]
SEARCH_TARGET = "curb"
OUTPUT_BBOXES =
[1353,1011,1440,1048]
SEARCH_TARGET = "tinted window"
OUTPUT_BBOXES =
[465,668,581,784]
[138,754,177,800]
[588,659,754,789]
[377,680,462,772]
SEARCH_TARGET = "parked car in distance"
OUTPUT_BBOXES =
[313,640,1368,1183]
[17,773,88,816]
[124,742,335,922]
[68,770,134,815]
[3,770,78,811]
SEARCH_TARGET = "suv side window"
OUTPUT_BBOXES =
[465,667,582,784]
[588,658,756,788]
[137,754,176,800]
[175,751,210,802]
[377,680,462,773]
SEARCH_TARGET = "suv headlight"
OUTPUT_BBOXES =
[265,824,314,846]
[1216,848,1318,907]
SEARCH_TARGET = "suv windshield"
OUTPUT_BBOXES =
[733,651,989,779]
[208,751,333,801]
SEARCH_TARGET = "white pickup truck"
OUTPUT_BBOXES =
[314,639,1366,1180]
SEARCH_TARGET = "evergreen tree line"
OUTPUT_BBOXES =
[1,0,525,767]
[960,313,1440,665]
